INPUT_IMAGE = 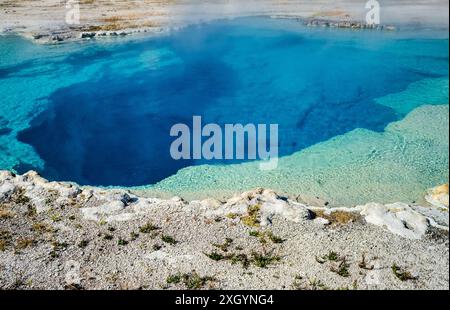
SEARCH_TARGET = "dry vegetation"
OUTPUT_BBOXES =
[313,210,361,225]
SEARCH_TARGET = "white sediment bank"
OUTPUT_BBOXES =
[0,170,448,289]
[1,0,448,43]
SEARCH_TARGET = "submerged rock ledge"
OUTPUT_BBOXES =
[0,170,448,289]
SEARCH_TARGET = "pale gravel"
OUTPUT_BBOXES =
[0,171,448,290]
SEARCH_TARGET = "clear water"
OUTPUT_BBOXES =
[0,18,448,197]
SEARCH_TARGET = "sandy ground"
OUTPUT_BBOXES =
[0,0,448,43]
[0,171,448,290]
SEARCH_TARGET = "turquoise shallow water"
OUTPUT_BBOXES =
[0,17,448,204]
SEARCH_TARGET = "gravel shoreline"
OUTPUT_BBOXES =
[0,171,448,290]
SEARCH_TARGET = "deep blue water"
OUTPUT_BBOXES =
[2,18,448,186]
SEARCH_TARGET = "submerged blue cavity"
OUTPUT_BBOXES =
[1,18,449,186]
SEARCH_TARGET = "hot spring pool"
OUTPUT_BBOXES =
[0,17,448,204]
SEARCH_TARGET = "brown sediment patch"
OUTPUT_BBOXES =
[83,20,160,32]
[313,210,361,225]
[311,10,349,18]
[0,208,14,219]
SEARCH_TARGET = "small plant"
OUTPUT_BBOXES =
[205,251,227,261]
[152,244,162,251]
[326,251,339,261]
[130,232,139,241]
[103,234,113,241]
[249,230,284,244]
[358,253,374,270]
[249,231,260,237]
[25,205,37,217]
[331,259,350,278]
[139,222,159,233]
[226,213,238,219]
[251,251,281,268]
[267,232,284,244]
[15,238,35,250]
[44,197,54,206]
[392,264,416,281]
[166,271,215,290]
[0,239,7,251]
[213,238,233,252]
[31,222,53,234]
[308,278,329,290]
[50,241,69,258]
[50,213,62,223]
[166,273,182,285]
[0,230,12,251]
[161,235,177,245]
[293,277,328,290]
[78,240,89,248]
[231,254,251,269]
[316,251,340,264]
[15,191,30,205]
[240,204,261,227]
[184,272,215,290]
[118,238,129,246]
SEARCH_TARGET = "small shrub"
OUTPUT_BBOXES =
[103,234,113,241]
[240,204,261,227]
[78,240,89,248]
[31,222,53,234]
[15,238,35,250]
[331,260,350,278]
[166,273,182,284]
[130,232,139,241]
[205,251,227,261]
[249,231,260,237]
[118,238,129,246]
[161,235,177,245]
[251,251,281,268]
[166,271,215,290]
[392,264,416,281]
[0,230,12,251]
[267,232,284,244]
[152,244,162,251]
[212,238,233,252]
[231,254,251,269]
[358,253,374,270]
[139,222,159,233]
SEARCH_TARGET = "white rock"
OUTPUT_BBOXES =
[204,188,310,225]
[359,202,430,239]
[81,201,125,222]
[0,181,16,200]
[145,251,194,267]
[200,198,222,209]
[313,217,330,226]
[0,170,14,182]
